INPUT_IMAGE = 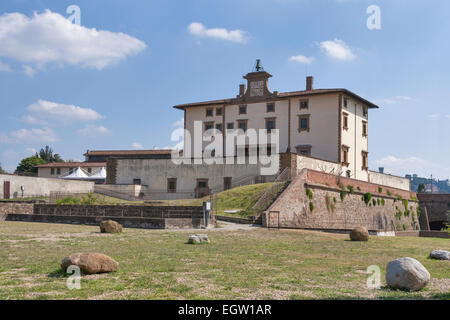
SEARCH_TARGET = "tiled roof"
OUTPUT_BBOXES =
[35,162,106,168]
[173,89,379,109]
[84,150,173,156]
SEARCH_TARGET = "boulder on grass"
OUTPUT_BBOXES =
[188,234,210,244]
[100,220,122,233]
[386,257,430,291]
[350,227,369,241]
[61,253,119,275]
[430,250,450,260]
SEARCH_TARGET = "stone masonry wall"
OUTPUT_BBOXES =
[2,204,210,229]
[263,169,420,232]
[0,202,35,220]
[417,193,450,230]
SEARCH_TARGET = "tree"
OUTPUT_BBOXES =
[39,145,64,163]
[417,183,426,193]
[15,156,46,175]
[0,162,7,174]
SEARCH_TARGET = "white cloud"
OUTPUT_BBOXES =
[371,155,450,178]
[0,127,58,144]
[77,125,112,137]
[172,118,184,128]
[188,22,248,43]
[20,114,48,125]
[0,60,11,72]
[22,64,35,77]
[372,96,415,105]
[319,39,356,61]
[289,55,314,64]
[427,113,439,118]
[395,96,413,101]
[131,142,143,149]
[0,10,147,71]
[25,147,37,155]
[25,99,103,123]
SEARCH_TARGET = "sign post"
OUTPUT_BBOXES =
[203,201,211,228]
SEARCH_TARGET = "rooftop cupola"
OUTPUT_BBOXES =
[241,59,273,98]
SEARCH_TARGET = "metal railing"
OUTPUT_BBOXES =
[48,192,89,204]
[251,167,292,217]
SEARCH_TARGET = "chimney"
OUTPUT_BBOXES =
[306,76,314,91]
[239,84,246,96]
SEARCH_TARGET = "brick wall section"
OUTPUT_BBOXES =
[263,169,420,232]
[306,170,414,199]
[417,193,450,230]
[279,152,297,177]
[106,158,117,184]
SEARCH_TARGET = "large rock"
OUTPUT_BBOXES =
[430,250,450,260]
[350,227,369,241]
[188,234,210,244]
[61,253,119,275]
[100,220,122,233]
[386,257,430,291]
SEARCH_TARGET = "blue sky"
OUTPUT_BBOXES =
[0,0,449,179]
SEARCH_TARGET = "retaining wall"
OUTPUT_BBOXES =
[417,193,450,230]
[2,204,210,229]
[0,174,94,199]
[263,169,420,232]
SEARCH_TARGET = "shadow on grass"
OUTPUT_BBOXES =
[47,269,67,278]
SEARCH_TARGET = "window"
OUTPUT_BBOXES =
[133,179,141,185]
[300,99,309,109]
[227,122,234,130]
[216,107,222,116]
[362,121,368,137]
[69,168,73,173]
[343,112,349,130]
[266,103,275,112]
[167,178,176,193]
[215,123,222,132]
[57,168,61,175]
[343,97,348,108]
[237,120,247,132]
[206,108,213,117]
[224,177,232,191]
[298,114,310,132]
[346,170,351,178]
[87,168,92,174]
[196,179,209,197]
[265,117,276,133]
[361,151,368,170]
[363,107,368,117]
[51,168,55,175]
[341,145,350,166]
[197,179,208,188]
[239,105,247,115]
[296,145,311,156]
[204,121,214,132]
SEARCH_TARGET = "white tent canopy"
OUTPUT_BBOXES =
[89,167,106,180]
[60,167,90,180]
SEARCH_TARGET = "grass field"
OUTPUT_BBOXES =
[0,221,449,300]
[97,182,281,218]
